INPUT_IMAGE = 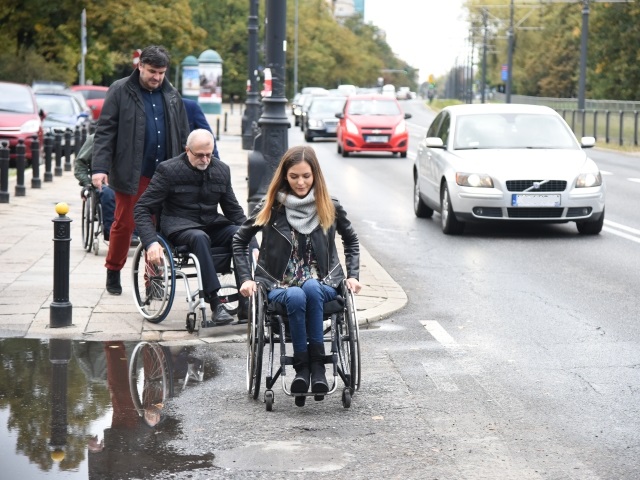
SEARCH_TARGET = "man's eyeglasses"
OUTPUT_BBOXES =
[190,151,213,160]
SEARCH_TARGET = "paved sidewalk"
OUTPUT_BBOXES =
[0,105,407,343]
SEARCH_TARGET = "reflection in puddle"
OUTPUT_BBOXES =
[0,338,216,478]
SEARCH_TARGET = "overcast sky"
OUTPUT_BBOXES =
[363,0,470,82]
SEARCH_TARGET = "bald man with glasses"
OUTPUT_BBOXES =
[134,129,250,326]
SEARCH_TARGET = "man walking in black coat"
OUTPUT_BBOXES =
[92,45,189,295]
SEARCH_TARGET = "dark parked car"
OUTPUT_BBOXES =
[303,96,347,142]
[35,90,92,145]
[0,81,44,164]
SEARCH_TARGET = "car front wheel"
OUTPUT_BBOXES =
[576,208,604,235]
[414,177,434,218]
[440,182,465,235]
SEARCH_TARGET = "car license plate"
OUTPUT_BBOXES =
[326,126,336,133]
[365,135,388,143]
[511,194,561,207]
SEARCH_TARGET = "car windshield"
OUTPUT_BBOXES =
[453,113,578,150]
[36,95,75,116]
[347,99,401,116]
[0,85,36,114]
[309,98,346,114]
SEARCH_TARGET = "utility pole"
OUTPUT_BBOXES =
[481,8,488,104]
[294,0,299,96]
[506,0,514,103]
[80,9,86,85]
[577,0,590,110]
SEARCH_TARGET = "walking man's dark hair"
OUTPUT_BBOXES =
[140,45,171,68]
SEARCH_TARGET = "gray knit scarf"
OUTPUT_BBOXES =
[278,189,319,234]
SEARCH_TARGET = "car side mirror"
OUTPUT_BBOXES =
[580,136,595,148]
[39,109,46,121]
[335,112,344,119]
[425,137,444,148]
[404,113,412,119]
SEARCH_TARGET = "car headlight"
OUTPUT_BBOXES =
[575,171,602,188]
[394,121,407,135]
[456,172,494,188]
[346,118,359,135]
[20,119,41,134]
[308,119,323,128]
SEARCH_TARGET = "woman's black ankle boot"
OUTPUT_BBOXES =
[291,351,310,393]
[309,343,329,394]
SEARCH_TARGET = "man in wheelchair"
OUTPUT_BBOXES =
[233,145,361,396]
[134,129,250,326]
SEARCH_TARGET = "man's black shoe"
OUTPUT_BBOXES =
[106,269,122,295]
[203,304,234,327]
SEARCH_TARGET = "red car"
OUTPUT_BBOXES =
[0,81,44,164]
[336,94,411,157]
[70,85,109,122]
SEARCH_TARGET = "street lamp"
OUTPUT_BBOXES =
[242,0,261,150]
[247,0,289,213]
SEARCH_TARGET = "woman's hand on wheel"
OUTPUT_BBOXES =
[240,280,257,297]
[346,277,362,294]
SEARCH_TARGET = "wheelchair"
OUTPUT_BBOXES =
[81,186,104,255]
[130,234,242,333]
[246,280,361,411]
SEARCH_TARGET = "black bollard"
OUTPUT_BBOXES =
[63,129,72,172]
[50,202,73,327]
[216,118,220,140]
[54,131,63,176]
[224,112,228,133]
[31,135,42,189]
[15,139,26,197]
[81,124,87,146]
[74,127,81,158]
[0,141,9,203]
[44,133,54,182]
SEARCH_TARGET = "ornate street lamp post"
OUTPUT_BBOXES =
[247,0,289,214]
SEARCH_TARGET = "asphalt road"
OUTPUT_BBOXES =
[154,100,640,479]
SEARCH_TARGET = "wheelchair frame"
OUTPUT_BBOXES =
[131,234,240,333]
[246,280,361,411]
[81,186,103,255]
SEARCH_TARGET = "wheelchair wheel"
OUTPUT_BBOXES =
[81,192,94,253]
[246,286,265,399]
[338,287,359,391]
[347,287,361,391]
[131,236,176,323]
[128,342,173,423]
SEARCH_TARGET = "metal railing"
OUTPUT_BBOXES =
[493,93,640,147]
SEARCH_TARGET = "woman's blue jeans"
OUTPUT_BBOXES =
[267,280,337,353]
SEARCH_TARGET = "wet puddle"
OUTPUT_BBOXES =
[0,338,217,479]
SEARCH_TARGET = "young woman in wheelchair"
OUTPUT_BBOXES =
[233,145,362,395]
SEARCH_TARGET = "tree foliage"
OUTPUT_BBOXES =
[0,0,435,99]
[465,0,638,100]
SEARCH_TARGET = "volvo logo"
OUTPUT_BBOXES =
[532,182,541,189]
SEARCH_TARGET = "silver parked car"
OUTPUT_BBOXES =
[413,104,605,235]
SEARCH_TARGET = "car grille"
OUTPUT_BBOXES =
[361,127,393,134]
[324,119,338,127]
[507,208,563,218]
[506,180,567,192]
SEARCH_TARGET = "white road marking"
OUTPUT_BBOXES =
[600,170,613,175]
[420,320,457,347]
[604,219,640,236]
[628,178,640,183]
[603,226,640,244]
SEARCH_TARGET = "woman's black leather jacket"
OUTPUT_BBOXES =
[233,198,359,291]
